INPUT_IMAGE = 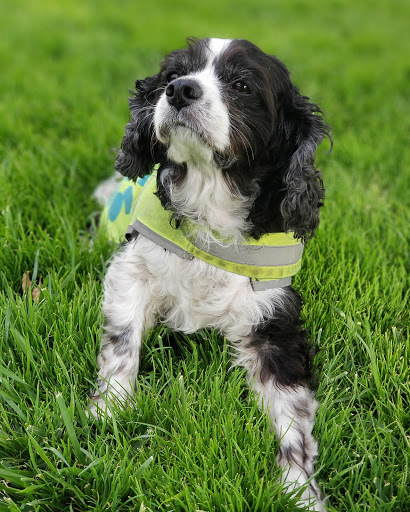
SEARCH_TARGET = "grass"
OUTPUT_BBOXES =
[0,0,409,510]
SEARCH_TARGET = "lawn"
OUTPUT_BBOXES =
[0,0,409,510]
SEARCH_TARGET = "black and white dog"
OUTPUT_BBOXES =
[90,38,331,510]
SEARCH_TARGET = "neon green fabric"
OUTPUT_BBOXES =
[99,177,145,242]
[101,172,303,284]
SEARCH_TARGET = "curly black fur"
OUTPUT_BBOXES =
[243,89,330,242]
[115,75,167,179]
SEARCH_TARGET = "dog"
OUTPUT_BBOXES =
[90,38,331,511]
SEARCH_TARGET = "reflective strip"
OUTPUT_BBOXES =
[129,217,300,285]
[127,219,193,260]
[130,219,303,268]
[201,238,303,267]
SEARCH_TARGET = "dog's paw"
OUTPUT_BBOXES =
[88,388,135,419]
[280,465,326,511]
[298,486,327,512]
[87,394,113,420]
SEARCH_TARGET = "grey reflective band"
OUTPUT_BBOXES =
[201,238,303,267]
[127,219,193,260]
[128,218,302,269]
[128,218,300,290]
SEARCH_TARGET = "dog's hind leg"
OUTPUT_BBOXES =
[89,242,156,417]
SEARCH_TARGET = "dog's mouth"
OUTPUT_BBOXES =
[170,123,235,169]
[160,115,206,141]
[156,106,235,168]
[171,120,201,136]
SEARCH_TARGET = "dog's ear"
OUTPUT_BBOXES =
[279,86,331,242]
[115,74,163,180]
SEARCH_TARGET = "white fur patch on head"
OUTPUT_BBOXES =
[207,38,232,57]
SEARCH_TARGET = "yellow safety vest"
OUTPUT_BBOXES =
[101,172,304,291]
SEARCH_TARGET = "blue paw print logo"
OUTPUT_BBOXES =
[108,184,134,222]
[108,175,150,223]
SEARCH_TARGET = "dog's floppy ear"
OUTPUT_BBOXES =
[115,74,162,180]
[279,86,331,242]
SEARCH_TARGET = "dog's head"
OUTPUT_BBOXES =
[115,38,331,242]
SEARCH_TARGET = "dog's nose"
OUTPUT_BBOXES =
[166,79,203,110]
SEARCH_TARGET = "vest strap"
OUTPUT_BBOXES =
[127,218,193,260]
[128,216,302,288]
[103,171,303,291]
[251,277,292,291]
[200,238,303,267]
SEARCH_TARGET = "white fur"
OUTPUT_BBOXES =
[207,37,232,58]
[165,158,254,243]
[103,236,281,339]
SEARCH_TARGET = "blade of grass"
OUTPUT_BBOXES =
[55,392,86,465]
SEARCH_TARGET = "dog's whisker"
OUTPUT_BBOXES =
[229,120,255,165]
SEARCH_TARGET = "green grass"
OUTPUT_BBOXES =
[1,0,409,510]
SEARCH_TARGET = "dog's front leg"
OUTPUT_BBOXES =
[235,307,325,510]
[252,378,325,511]
[89,242,155,417]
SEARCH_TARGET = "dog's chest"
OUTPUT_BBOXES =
[117,235,280,341]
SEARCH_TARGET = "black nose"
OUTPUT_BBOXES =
[166,78,203,110]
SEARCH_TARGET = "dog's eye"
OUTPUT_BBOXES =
[232,81,251,94]
[167,72,180,83]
